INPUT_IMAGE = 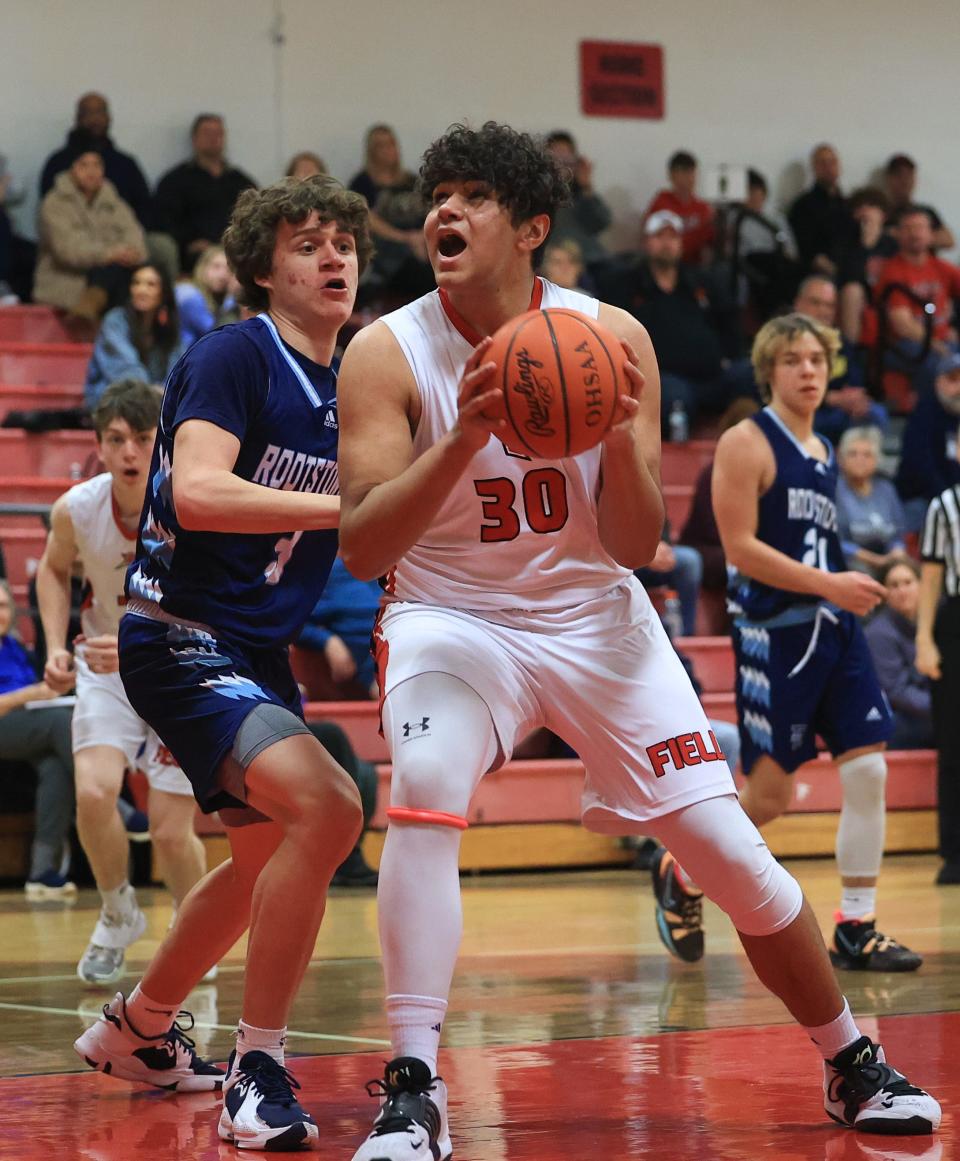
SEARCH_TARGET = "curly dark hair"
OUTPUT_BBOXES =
[223,175,374,312]
[418,122,570,228]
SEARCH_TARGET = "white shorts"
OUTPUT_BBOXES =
[377,577,736,832]
[72,657,194,798]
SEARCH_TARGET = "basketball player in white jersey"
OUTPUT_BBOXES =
[337,123,939,1159]
[37,379,207,985]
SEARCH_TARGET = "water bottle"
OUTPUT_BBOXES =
[69,462,83,481]
[668,399,689,443]
[662,589,684,640]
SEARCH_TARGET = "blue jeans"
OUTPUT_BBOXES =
[636,545,703,637]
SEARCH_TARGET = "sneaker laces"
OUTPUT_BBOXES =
[829,1059,925,1104]
[242,1054,302,1106]
[364,1070,443,1139]
[167,1011,201,1058]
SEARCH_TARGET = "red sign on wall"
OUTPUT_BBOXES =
[580,40,664,119]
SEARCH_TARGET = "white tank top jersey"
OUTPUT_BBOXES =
[65,473,139,638]
[379,277,631,612]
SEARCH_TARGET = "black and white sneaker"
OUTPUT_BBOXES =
[830,915,922,973]
[352,1056,450,1161]
[219,1050,319,1151]
[651,847,705,962]
[824,1035,941,1135]
[74,992,225,1091]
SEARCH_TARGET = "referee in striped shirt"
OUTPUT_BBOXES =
[917,472,960,884]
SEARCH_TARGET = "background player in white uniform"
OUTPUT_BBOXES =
[337,123,939,1160]
[37,380,206,985]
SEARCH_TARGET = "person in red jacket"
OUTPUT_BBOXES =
[645,150,714,265]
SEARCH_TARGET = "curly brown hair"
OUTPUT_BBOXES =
[419,122,570,228]
[223,175,373,312]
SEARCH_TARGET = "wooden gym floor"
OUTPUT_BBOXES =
[0,853,956,1159]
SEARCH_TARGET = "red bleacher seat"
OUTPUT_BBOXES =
[0,476,73,505]
[0,430,98,477]
[0,384,85,423]
[660,439,715,487]
[0,342,91,387]
[0,527,47,587]
[0,306,81,345]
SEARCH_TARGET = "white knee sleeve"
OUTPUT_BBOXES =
[836,751,887,879]
[652,795,804,937]
[383,672,498,817]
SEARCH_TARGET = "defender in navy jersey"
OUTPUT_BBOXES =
[75,176,373,1151]
[655,312,922,978]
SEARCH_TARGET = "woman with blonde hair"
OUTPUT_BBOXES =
[175,244,240,346]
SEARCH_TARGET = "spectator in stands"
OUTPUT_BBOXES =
[0,579,76,899]
[39,93,178,286]
[787,143,853,276]
[793,275,888,441]
[634,520,703,638]
[864,559,933,750]
[84,265,188,406]
[678,400,758,594]
[175,244,239,347]
[540,239,591,293]
[543,130,612,266]
[296,557,382,699]
[41,93,152,229]
[154,114,255,273]
[836,425,907,578]
[644,150,714,265]
[883,154,954,251]
[598,209,746,432]
[896,351,960,526]
[285,151,327,180]
[33,138,147,320]
[875,206,960,395]
[837,187,898,345]
[349,124,433,304]
[0,154,35,303]
[732,168,800,317]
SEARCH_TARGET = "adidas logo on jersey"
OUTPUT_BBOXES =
[866,706,883,722]
[324,410,338,429]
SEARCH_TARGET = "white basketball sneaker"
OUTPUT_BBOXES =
[77,901,147,986]
[352,1056,451,1161]
[74,992,225,1091]
[824,1036,941,1134]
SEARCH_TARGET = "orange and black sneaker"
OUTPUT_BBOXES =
[651,847,705,963]
[829,914,922,973]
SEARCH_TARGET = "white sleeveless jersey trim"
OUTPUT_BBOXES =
[379,279,630,611]
[65,473,138,637]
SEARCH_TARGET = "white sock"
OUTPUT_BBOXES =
[805,998,863,1060]
[101,881,136,920]
[839,886,877,922]
[126,983,179,1039]
[237,1019,286,1065]
[386,995,447,1075]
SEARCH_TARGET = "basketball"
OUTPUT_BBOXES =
[487,308,624,459]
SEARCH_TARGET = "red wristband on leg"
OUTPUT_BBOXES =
[387,807,469,831]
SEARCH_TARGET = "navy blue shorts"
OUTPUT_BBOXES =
[119,613,303,816]
[733,606,892,775]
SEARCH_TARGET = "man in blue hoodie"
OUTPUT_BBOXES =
[895,352,960,528]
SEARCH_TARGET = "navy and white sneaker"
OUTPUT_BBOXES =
[352,1056,450,1161]
[219,1050,319,1151]
[824,1035,941,1135]
[74,991,225,1091]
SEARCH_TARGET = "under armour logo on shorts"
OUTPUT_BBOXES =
[402,717,431,738]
